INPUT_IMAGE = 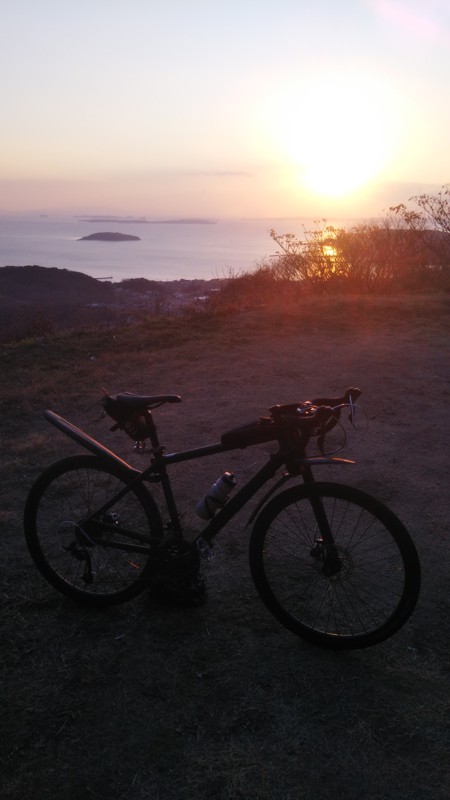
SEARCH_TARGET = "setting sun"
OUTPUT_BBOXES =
[270,72,395,201]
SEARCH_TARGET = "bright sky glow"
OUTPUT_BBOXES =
[1,0,449,218]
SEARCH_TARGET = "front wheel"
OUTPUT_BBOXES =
[24,455,164,606]
[249,483,420,649]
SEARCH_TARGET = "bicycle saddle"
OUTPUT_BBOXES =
[114,392,182,411]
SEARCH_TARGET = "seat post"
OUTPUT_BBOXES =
[143,411,184,537]
[144,410,161,451]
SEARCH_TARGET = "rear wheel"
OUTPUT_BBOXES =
[249,483,420,649]
[24,455,163,606]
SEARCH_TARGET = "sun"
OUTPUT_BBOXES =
[271,72,393,200]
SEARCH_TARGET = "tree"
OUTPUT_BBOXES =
[268,186,450,295]
[409,184,450,236]
[270,221,347,291]
[391,185,450,284]
[335,212,432,291]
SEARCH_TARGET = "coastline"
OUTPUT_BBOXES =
[0,216,339,283]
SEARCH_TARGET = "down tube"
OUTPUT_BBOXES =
[197,455,282,544]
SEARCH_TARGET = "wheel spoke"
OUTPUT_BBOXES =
[250,483,420,648]
[25,455,161,605]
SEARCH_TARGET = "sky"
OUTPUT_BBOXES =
[1,0,450,219]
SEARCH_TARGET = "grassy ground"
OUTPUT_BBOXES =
[2,292,450,799]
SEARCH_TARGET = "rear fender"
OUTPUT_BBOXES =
[44,410,140,476]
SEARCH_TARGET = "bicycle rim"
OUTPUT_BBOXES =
[25,455,163,605]
[250,483,420,649]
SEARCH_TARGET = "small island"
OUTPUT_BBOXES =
[78,232,141,242]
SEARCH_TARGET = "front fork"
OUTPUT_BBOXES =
[309,536,342,577]
[302,466,342,577]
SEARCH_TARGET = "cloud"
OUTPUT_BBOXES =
[178,169,254,178]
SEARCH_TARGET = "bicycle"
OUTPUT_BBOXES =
[24,386,421,650]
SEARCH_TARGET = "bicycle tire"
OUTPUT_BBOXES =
[24,454,164,606]
[249,482,420,649]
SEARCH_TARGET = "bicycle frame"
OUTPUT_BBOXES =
[26,387,421,649]
[44,409,354,554]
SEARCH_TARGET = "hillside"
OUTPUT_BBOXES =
[1,294,449,800]
[0,265,222,342]
[0,265,115,304]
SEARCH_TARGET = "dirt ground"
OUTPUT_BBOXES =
[2,294,450,799]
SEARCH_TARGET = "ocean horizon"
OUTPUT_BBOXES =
[0,215,359,283]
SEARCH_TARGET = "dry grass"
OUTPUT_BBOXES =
[2,292,450,799]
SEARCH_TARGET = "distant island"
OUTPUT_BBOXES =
[78,217,216,225]
[78,232,141,242]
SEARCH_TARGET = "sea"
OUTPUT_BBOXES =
[0,215,343,284]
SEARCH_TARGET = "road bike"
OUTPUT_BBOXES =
[24,387,421,649]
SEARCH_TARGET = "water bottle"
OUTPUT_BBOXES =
[195,472,237,520]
